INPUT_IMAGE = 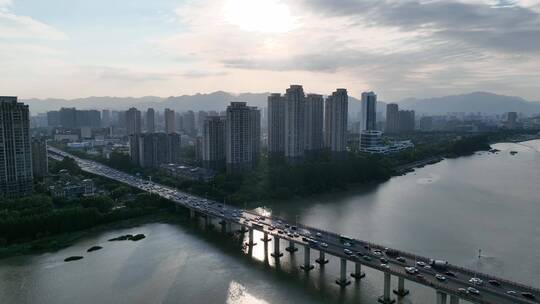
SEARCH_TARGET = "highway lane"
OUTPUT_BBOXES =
[48,147,539,304]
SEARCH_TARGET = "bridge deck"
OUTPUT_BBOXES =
[48,147,539,304]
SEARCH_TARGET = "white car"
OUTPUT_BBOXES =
[467,287,480,295]
[435,274,447,281]
[469,277,483,285]
[405,267,418,274]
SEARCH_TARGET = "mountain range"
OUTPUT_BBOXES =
[23,91,540,116]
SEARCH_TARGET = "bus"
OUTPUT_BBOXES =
[339,235,355,244]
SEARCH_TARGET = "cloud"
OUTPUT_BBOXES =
[301,0,540,53]
[0,10,67,40]
[152,0,540,100]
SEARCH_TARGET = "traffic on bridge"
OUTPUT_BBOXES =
[48,147,539,304]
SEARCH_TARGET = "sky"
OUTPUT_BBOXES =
[1,0,540,101]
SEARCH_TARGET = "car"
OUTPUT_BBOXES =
[380,257,388,264]
[458,288,467,293]
[285,224,290,228]
[320,242,328,248]
[344,249,353,255]
[416,274,425,280]
[268,226,275,231]
[344,242,352,247]
[363,255,372,261]
[405,267,418,274]
[380,264,390,269]
[488,279,501,287]
[522,292,536,300]
[396,257,406,263]
[291,226,297,230]
[469,277,483,285]
[316,232,322,238]
[416,261,427,267]
[293,233,300,238]
[278,230,284,234]
[373,250,383,256]
[444,271,457,278]
[435,274,447,281]
[467,287,480,295]
[506,290,518,296]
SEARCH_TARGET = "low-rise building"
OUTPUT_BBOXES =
[160,163,217,182]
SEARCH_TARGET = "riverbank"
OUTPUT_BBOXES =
[0,212,178,260]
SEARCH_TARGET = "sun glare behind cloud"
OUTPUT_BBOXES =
[223,0,296,33]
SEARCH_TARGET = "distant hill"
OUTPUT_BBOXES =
[23,91,539,116]
[397,92,540,115]
[23,91,372,116]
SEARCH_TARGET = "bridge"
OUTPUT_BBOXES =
[48,147,539,304]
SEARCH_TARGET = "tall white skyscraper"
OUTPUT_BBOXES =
[225,102,260,175]
[146,108,155,133]
[361,91,377,131]
[267,93,285,160]
[305,93,324,153]
[125,107,142,136]
[284,85,306,163]
[0,97,33,198]
[324,89,348,159]
[164,108,176,134]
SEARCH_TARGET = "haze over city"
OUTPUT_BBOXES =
[1,0,540,100]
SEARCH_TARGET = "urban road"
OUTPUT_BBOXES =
[48,147,539,304]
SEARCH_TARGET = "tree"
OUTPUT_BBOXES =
[50,157,81,174]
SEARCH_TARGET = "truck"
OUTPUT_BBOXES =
[429,259,449,270]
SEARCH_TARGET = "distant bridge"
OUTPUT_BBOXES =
[48,147,539,304]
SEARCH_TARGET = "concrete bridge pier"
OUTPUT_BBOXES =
[204,215,210,227]
[285,240,298,253]
[261,232,272,243]
[226,222,232,234]
[378,272,395,304]
[246,228,257,247]
[449,295,459,304]
[335,258,351,287]
[436,291,447,304]
[271,236,283,258]
[300,245,314,271]
[393,277,409,297]
[189,209,195,219]
[315,250,329,265]
[219,220,227,233]
[350,262,365,280]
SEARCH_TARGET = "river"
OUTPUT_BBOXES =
[1,140,539,304]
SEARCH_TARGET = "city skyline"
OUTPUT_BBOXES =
[1,0,540,101]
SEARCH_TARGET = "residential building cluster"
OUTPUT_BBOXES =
[266,85,349,163]
[201,102,260,175]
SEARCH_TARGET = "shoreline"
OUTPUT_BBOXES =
[0,212,177,260]
[6,138,536,259]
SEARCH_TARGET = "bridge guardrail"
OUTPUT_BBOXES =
[48,147,540,297]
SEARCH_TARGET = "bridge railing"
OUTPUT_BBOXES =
[51,148,540,295]
[243,209,540,293]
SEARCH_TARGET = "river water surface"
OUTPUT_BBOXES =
[1,140,539,304]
